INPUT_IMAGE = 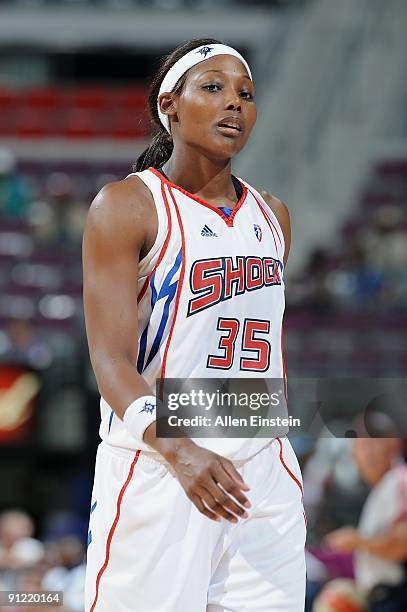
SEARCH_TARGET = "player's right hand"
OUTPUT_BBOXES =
[168,440,251,523]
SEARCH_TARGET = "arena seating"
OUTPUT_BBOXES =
[1,157,406,378]
[0,87,150,139]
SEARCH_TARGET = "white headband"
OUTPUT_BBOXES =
[157,43,252,133]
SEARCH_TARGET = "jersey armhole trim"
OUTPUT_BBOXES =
[250,189,285,263]
[243,182,286,259]
[137,179,173,304]
[159,184,187,385]
[125,171,166,270]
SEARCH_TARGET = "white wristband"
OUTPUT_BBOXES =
[122,395,157,443]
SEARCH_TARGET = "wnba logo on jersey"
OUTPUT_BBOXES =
[187,255,282,316]
[254,224,262,242]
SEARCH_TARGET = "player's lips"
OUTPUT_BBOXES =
[217,116,244,137]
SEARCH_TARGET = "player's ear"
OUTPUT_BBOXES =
[158,93,178,123]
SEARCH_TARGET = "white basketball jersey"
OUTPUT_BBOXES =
[99,167,287,461]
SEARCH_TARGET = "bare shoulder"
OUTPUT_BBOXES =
[258,190,290,228]
[258,189,291,265]
[84,175,154,252]
[87,175,153,230]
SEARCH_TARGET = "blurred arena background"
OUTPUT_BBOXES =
[0,0,406,610]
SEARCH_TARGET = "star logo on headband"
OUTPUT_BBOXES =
[197,46,214,58]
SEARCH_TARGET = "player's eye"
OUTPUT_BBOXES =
[202,83,222,92]
[240,90,254,100]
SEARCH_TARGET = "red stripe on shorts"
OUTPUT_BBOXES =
[89,449,141,611]
[276,437,303,497]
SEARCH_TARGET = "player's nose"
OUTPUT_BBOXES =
[224,88,242,112]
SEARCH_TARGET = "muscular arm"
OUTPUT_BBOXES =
[82,181,159,408]
[358,520,407,562]
[82,178,154,416]
[259,190,291,268]
[326,521,407,562]
[83,178,178,461]
[82,178,250,521]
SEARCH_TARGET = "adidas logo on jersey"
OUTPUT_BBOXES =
[201,225,218,237]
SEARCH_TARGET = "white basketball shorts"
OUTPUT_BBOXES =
[85,437,306,611]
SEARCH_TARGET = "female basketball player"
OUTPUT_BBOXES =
[83,39,306,611]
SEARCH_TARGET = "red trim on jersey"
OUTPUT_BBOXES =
[137,181,172,304]
[392,464,407,525]
[149,167,247,228]
[90,450,141,612]
[399,466,407,517]
[281,327,288,403]
[250,189,284,259]
[276,437,303,497]
[251,190,283,246]
[267,213,283,248]
[159,185,186,386]
[255,200,279,254]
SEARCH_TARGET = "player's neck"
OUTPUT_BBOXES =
[162,148,236,204]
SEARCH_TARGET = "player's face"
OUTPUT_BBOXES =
[352,438,400,485]
[170,55,256,159]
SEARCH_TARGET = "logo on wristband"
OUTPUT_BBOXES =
[139,401,156,415]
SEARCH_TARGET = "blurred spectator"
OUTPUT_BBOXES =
[15,170,87,248]
[313,577,367,611]
[11,565,68,612]
[0,149,30,221]
[303,432,366,539]
[360,205,407,308]
[0,509,43,571]
[42,536,85,612]
[287,248,335,313]
[361,206,407,274]
[321,438,407,611]
[25,198,59,245]
[3,318,53,370]
[44,172,87,246]
[288,203,407,313]
[329,244,385,311]
[0,509,85,611]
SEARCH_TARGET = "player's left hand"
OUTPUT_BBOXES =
[325,526,361,553]
[167,440,251,523]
